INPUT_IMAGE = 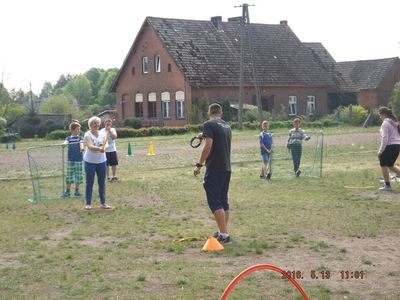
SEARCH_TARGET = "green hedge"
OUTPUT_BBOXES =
[45,120,341,140]
[46,125,204,140]
[46,129,71,140]
[230,120,339,130]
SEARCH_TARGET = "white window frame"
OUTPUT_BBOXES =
[176,91,185,119]
[155,55,161,73]
[135,93,143,103]
[142,56,148,74]
[161,92,170,118]
[307,95,316,115]
[289,96,297,116]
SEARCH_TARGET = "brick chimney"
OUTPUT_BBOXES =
[211,16,222,29]
[228,16,242,23]
[280,20,288,25]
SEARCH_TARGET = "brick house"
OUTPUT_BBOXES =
[111,16,400,126]
[336,57,400,109]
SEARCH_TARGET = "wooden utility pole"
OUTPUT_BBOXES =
[235,3,263,129]
[237,5,246,129]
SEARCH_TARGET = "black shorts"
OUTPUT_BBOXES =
[203,171,231,213]
[106,151,118,166]
[379,144,400,167]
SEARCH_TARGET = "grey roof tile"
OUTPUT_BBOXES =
[336,57,399,90]
[147,17,336,87]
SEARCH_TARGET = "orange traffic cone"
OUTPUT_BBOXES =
[202,236,224,251]
[147,142,155,156]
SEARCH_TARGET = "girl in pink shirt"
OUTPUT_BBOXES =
[378,107,400,191]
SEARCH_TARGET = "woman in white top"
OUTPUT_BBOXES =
[83,116,112,209]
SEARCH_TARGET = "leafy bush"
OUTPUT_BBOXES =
[243,109,272,123]
[46,129,70,140]
[389,81,400,118]
[221,99,233,122]
[37,124,48,138]
[369,108,381,126]
[124,118,142,129]
[269,120,293,129]
[339,105,368,126]
[45,120,64,132]
[20,124,36,138]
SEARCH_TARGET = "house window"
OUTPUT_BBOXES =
[289,96,297,116]
[135,93,143,118]
[307,96,316,115]
[176,91,185,119]
[168,63,172,72]
[131,66,135,76]
[148,92,157,118]
[161,92,170,118]
[142,57,148,74]
[155,55,161,73]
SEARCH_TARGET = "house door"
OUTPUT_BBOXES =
[261,95,275,112]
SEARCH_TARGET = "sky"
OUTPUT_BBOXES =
[1,0,399,94]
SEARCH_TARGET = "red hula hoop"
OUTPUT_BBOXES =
[220,263,309,300]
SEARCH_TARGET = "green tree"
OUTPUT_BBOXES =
[38,94,79,116]
[84,67,104,99]
[189,95,209,124]
[389,81,400,118]
[0,83,11,117]
[97,68,118,107]
[64,75,93,107]
[39,82,53,100]
[0,85,27,122]
[221,99,232,122]
[54,74,75,91]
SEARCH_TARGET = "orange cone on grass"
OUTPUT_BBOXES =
[202,236,224,251]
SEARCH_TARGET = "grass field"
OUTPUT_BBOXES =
[1,126,400,299]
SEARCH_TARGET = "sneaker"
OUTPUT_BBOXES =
[74,190,82,197]
[111,177,118,181]
[295,170,301,177]
[379,185,392,191]
[213,232,219,238]
[101,204,112,209]
[107,177,111,181]
[260,174,266,179]
[63,191,70,197]
[217,234,231,244]
[266,173,272,180]
[85,205,92,210]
